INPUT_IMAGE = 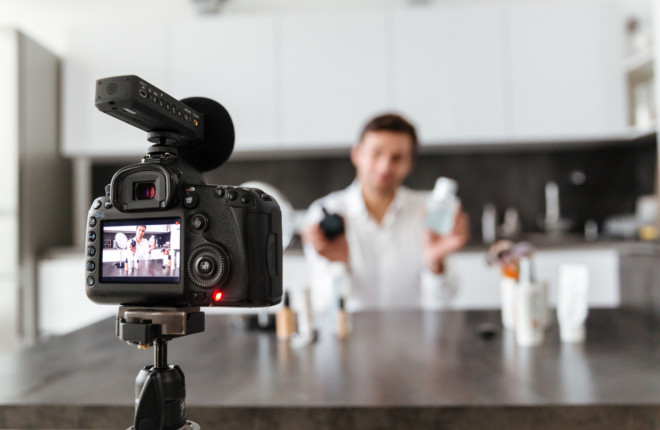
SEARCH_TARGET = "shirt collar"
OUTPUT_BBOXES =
[347,181,408,224]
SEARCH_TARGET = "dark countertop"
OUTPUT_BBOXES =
[2,309,660,429]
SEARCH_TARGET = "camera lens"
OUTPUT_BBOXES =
[134,182,156,200]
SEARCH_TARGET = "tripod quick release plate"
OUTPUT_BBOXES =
[116,307,205,346]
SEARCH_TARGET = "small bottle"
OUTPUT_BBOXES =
[127,255,134,272]
[135,258,139,271]
[515,257,547,347]
[275,292,297,341]
[336,296,351,339]
[167,255,172,267]
[425,177,459,235]
[124,258,129,272]
[162,254,167,269]
[482,203,497,244]
[500,262,519,330]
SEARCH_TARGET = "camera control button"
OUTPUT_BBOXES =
[215,188,225,198]
[93,200,102,209]
[87,261,96,272]
[241,195,251,204]
[227,191,238,201]
[191,292,207,306]
[104,201,113,209]
[190,214,207,231]
[88,231,96,242]
[88,217,97,227]
[187,245,229,288]
[87,276,95,287]
[87,246,96,257]
[197,258,215,275]
[261,194,272,201]
[183,194,199,209]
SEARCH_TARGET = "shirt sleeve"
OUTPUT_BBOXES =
[302,198,349,313]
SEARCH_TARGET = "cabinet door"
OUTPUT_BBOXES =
[446,248,619,309]
[62,25,168,157]
[168,16,278,153]
[393,5,509,144]
[280,12,391,148]
[507,2,626,139]
[0,30,18,213]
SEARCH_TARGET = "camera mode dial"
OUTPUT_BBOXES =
[187,245,229,288]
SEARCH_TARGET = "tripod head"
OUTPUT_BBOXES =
[116,307,205,430]
[116,306,205,346]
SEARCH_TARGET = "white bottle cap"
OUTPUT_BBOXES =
[432,177,458,199]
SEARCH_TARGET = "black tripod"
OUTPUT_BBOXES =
[116,306,205,430]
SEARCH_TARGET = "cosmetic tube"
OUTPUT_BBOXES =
[557,264,589,343]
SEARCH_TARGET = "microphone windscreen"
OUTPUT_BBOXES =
[178,97,235,172]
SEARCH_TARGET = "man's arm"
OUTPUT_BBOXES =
[301,200,351,312]
[423,207,470,274]
[300,222,349,264]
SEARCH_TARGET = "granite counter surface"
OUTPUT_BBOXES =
[1,309,660,429]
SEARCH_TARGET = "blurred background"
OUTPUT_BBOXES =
[0,0,657,349]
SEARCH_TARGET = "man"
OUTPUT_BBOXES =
[128,225,156,259]
[301,113,469,311]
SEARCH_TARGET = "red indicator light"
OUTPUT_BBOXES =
[212,290,223,302]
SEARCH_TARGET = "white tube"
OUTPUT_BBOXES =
[500,276,517,330]
[557,264,589,343]
[515,258,546,347]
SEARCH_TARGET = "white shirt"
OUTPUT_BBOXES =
[132,236,151,259]
[304,181,454,312]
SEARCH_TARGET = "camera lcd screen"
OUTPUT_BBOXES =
[100,218,181,283]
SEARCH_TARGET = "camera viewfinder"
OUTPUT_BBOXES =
[135,182,156,200]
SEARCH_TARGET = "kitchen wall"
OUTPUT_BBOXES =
[92,133,656,242]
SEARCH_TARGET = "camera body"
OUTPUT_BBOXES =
[85,75,282,308]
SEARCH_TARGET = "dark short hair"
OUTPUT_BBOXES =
[358,113,418,154]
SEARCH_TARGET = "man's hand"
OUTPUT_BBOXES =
[423,208,470,274]
[301,222,349,264]
[148,242,157,254]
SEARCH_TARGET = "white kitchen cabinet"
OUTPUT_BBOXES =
[61,25,169,157]
[286,246,619,311]
[446,248,619,310]
[0,32,19,217]
[61,2,628,157]
[279,11,392,149]
[393,5,509,144]
[506,2,627,140]
[38,249,114,337]
[168,16,279,152]
[0,29,72,344]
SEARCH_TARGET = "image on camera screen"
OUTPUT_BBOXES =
[100,218,181,283]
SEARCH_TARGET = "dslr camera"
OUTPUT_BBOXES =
[85,75,283,308]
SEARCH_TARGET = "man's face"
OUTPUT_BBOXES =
[351,130,414,194]
[136,226,146,241]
